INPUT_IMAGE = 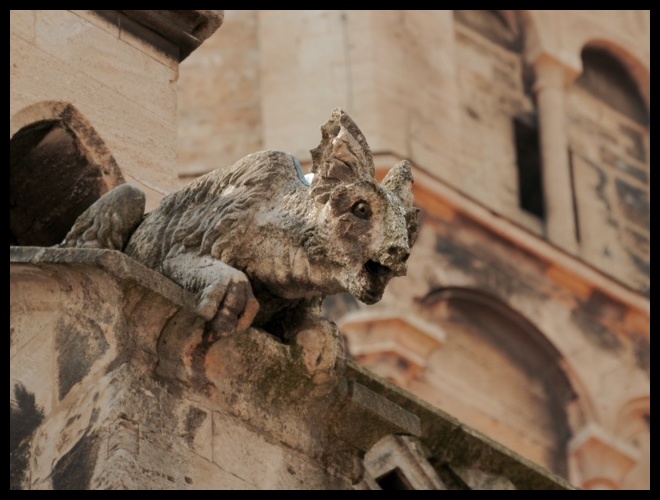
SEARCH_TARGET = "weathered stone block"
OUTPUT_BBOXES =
[10,33,179,200]
[34,10,177,122]
[10,10,35,42]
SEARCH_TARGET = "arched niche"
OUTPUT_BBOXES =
[416,287,585,480]
[575,43,649,127]
[10,102,125,246]
[566,41,650,294]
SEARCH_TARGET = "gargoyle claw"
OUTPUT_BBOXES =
[198,271,260,342]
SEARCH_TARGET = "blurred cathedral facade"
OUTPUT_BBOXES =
[176,11,650,490]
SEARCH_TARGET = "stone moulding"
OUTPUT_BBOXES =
[93,10,225,61]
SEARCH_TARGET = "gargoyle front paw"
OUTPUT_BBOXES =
[197,270,260,341]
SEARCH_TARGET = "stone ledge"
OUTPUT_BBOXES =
[347,360,576,490]
[10,245,198,312]
[94,10,224,61]
[332,380,421,452]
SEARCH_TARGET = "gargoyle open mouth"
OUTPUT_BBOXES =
[364,259,391,278]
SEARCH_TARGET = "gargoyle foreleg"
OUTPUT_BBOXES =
[162,252,260,341]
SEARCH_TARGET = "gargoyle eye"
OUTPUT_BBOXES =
[351,200,371,219]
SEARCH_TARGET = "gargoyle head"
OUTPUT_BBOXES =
[307,109,419,304]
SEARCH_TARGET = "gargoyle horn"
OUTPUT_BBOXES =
[382,159,420,247]
[381,160,415,209]
[310,108,375,203]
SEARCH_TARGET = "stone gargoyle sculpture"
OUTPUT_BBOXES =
[62,109,419,357]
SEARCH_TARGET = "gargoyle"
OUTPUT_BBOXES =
[62,109,419,353]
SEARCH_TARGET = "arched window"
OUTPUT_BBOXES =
[10,103,124,246]
[415,288,577,478]
[576,46,649,127]
[334,287,583,480]
[567,44,650,294]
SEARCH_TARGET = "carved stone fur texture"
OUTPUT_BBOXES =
[63,109,419,342]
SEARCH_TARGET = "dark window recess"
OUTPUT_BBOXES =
[514,117,544,219]
[10,121,106,246]
[376,468,414,490]
[576,47,648,127]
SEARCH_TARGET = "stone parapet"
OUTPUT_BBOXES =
[10,247,419,489]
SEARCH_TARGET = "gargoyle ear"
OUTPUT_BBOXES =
[382,160,414,209]
[382,160,420,247]
[310,108,375,202]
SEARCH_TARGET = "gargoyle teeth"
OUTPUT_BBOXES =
[364,259,391,278]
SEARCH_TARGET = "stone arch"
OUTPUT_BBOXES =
[10,102,125,246]
[564,38,650,294]
[575,40,649,126]
[416,286,589,479]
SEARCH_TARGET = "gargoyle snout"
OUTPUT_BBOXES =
[388,244,410,262]
[384,244,410,276]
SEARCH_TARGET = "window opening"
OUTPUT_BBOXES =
[376,468,414,490]
[514,116,544,219]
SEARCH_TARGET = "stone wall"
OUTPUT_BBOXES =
[11,10,192,211]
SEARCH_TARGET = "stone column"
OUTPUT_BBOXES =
[532,54,579,254]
